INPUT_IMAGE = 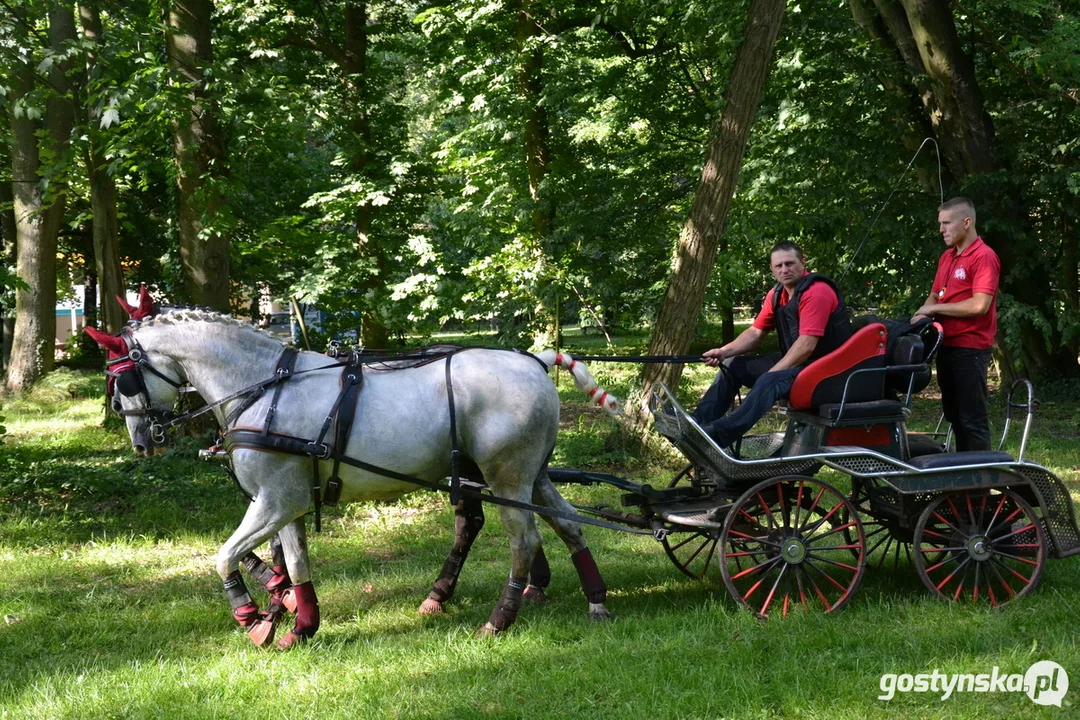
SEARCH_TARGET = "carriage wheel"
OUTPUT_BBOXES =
[719,476,866,619]
[842,480,917,571]
[912,488,1046,607]
[662,465,722,580]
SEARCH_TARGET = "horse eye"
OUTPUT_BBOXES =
[111,398,122,413]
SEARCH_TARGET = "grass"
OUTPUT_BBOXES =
[1,347,1078,719]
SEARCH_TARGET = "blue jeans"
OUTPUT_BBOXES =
[692,353,801,448]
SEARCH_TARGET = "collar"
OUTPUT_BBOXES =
[952,235,984,257]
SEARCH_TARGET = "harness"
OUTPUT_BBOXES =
[106,336,646,536]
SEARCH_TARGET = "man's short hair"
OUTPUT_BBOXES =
[939,197,977,224]
[770,241,805,260]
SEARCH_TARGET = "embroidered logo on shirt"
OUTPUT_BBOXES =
[953,267,967,280]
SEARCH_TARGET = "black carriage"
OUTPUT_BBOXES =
[552,320,1080,617]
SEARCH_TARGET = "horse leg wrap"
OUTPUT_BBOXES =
[241,552,276,588]
[427,550,466,603]
[572,548,607,604]
[290,581,320,639]
[485,576,527,632]
[528,546,552,590]
[224,570,259,627]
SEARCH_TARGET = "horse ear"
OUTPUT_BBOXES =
[116,284,156,320]
[115,293,138,317]
[135,284,155,319]
[84,326,128,355]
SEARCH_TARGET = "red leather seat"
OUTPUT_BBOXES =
[788,323,887,411]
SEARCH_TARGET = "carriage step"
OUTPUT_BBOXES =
[656,498,729,530]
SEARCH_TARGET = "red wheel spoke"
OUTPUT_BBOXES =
[925,552,963,574]
[805,553,860,573]
[726,529,782,548]
[804,521,857,544]
[965,492,977,528]
[952,562,970,601]
[992,524,1037,543]
[991,557,1033,584]
[931,511,968,539]
[922,527,949,539]
[805,544,863,551]
[934,557,972,591]
[777,488,790,531]
[793,481,805,534]
[730,554,782,581]
[742,578,766,602]
[756,491,779,531]
[945,495,963,525]
[798,566,834,610]
[798,488,827,533]
[759,564,789,617]
[992,550,1040,566]
[803,559,850,596]
[987,506,1024,536]
[987,561,1016,598]
[985,494,1009,534]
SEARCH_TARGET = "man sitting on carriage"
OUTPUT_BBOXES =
[693,241,853,448]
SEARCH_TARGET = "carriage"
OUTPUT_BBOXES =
[89,292,1080,649]
[551,319,1080,617]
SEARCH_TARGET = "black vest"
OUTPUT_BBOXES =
[772,273,852,362]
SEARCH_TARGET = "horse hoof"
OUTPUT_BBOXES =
[248,619,276,648]
[475,622,501,638]
[280,588,297,614]
[588,604,612,622]
[276,630,307,651]
[418,598,445,615]
[522,585,547,604]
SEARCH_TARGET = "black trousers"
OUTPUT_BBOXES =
[936,346,992,452]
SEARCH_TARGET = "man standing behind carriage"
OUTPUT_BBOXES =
[911,197,1000,452]
[693,241,853,448]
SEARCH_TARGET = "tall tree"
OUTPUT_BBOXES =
[78,2,124,331]
[166,0,230,311]
[6,2,76,392]
[636,0,785,413]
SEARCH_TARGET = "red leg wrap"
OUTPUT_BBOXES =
[232,602,260,627]
[291,581,320,639]
[571,548,607,604]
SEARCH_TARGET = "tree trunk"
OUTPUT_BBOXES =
[848,0,954,194]
[0,163,14,370]
[166,0,230,312]
[6,3,76,391]
[518,1,559,347]
[636,0,785,414]
[79,2,125,332]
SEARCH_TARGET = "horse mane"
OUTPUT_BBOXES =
[130,307,283,344]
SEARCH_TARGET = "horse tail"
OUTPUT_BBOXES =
[533,350,621,416]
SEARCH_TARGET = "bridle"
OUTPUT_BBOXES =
[106,327,186,445]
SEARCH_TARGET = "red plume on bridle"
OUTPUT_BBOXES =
[115,284,155,321]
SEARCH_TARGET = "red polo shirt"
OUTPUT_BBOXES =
[753,272,838,337]
[932,236,1000,350]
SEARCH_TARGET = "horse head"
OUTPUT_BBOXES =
[85,287,185,456]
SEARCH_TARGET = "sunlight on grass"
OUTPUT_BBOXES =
[1,367,1078,718]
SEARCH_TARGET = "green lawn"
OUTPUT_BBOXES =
[0,360,1077,719]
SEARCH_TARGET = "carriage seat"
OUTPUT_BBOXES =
[787,323,888,415]
[908,450,1014,469]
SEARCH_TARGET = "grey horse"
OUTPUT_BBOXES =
[87,306,616,649]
